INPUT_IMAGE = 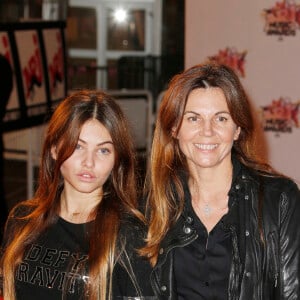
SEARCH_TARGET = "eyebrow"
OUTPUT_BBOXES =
[184,110,231,115]
[78,139,114,146]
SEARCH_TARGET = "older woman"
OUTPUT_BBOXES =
[141,62,300,299]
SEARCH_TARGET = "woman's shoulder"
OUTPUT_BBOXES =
[246,169,300,207]
[239,162,299,193]
[119,213,147,249]
[2,200,36,247]
[9,199,37,219]
[5,200,37,232]
[258,173,299,194]
[119,213,147,235]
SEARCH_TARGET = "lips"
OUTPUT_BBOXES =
[77,171,96,181]
[194,143,218,150]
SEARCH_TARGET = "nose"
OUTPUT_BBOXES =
[82,151,95,168]
[199,119,214,136]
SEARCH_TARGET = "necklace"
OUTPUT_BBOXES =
[192,198,213,217]
[60,194,94,223]
[192,194,229,218]
[63,209,91,223]
[203,202,213,216]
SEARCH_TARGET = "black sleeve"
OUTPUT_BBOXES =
[278,181,300,299]
[112,217,155,299]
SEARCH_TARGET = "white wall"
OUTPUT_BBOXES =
[185,0,300,184]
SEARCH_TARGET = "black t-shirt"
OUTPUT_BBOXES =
[15,217,91,300]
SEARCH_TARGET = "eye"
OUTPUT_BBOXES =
[215,115,228,122]
[98,147,111,155]
[187,115,199,122]
[75,143,83,150]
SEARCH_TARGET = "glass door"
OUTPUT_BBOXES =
[66,0,161,90]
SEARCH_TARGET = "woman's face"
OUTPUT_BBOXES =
[57,119,115,196]
[175,87,240,171]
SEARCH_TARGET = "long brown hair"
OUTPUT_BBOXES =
[1,90,143,299]
[141,62,276,265]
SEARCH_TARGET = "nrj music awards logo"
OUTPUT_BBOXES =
[208,47,247,77]
[48,31,64,94]
[260,97,300,135]
[263,0,300,38]
[22,33,43,100]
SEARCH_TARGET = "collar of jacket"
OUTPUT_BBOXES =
[155,156,253,265]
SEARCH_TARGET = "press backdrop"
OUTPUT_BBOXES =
[185,0,300,184]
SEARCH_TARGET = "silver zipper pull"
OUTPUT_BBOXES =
[274,273,278,288]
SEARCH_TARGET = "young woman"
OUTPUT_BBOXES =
[141,62,300,299]
[0,90,154,299]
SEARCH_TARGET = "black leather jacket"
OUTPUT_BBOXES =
[150,161,300,299]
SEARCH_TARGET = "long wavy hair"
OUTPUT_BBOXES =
[1,90,143,299]
[140,62,276,265]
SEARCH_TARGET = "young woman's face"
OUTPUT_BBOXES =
[58,119,115,196]
[176,87,240,171]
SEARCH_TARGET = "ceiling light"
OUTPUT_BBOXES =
[113,8,127,23]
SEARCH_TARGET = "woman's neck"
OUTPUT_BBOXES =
[188,162,233,196]
[59,189,102,224]
[188,162,233,233]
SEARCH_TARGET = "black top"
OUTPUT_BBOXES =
[1,208,156,300]
[15,217,91,300]
[173,161,240,300]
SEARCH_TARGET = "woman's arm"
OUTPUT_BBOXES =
[279,181,300,299]
[112,217,155,299]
